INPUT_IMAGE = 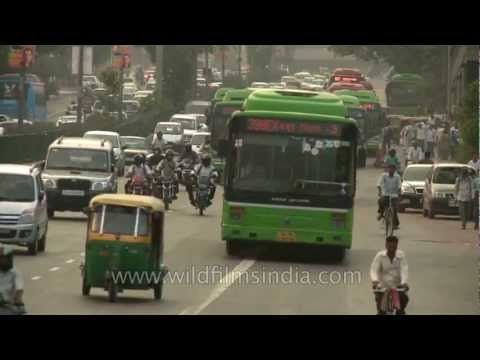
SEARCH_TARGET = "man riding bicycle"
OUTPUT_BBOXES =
[370,235,409,315]
[377,163,401,230]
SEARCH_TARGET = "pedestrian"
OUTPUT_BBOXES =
[425,125,435,157]
[416,122,426,152]
[407,141,423,166]
[381,125,392,153]
[420,151,434,164]
[467,153,480,176]
[449,123,459,160]
[437,128,450,161]
[455,168,475,230]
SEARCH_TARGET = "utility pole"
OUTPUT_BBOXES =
[77,45,84,124]
[155,45,163,101]
[237,45,242,87]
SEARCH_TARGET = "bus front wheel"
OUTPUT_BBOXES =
[226,240,242,257]
[330,248,346,263]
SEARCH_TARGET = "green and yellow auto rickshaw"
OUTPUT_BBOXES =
[81,194,168,302]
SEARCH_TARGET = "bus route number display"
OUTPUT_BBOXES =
[246,118,341,137]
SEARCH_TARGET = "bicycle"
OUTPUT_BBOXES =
[382,196,397,237]
[373,286,408,315]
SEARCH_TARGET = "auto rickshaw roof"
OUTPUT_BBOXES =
[89,194,164,212]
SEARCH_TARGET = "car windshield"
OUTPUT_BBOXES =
[46,148,110,172]
[433,167,472,184]
[191,134,210,145]
[230,132,355,196]
[157,123,182,134]
[84,134,120,148]
[121,137,147,150]
[92,205,148,236]
[403,166,432,182]
[0,174,35,202]
[174,118,196,130]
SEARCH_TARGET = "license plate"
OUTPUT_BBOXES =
[277,231,296,242]
[62,190,85,196]
[449,199,457,207]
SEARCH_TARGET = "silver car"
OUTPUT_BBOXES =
[0,163,48,255]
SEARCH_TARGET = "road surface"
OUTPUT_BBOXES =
[13,165,478,315]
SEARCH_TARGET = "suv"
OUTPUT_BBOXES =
[83,131,126,176]
[423,163,475,218]
[41,137,118,218]
[169,114,200,144]
[0,163,48,254]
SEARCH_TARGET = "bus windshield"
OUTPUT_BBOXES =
[229,132,355,196]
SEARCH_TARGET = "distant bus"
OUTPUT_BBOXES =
[385,73,426,116]
[222,89,358,262]
[0,73,47,122]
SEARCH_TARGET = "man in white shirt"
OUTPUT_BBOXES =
[0,244,25,313]
[370,235,409,315]
[455,168,475,230]
[415,122,426,151]
[376,164,402,229]
[425,125,435,156]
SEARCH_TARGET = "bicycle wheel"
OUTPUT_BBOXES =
[385,209,394,237]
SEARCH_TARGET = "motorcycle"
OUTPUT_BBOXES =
[128,175,151,195]
[160,178,176,210]
[176,159,195,187]
[192,172,217,216]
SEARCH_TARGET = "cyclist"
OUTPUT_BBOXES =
[377,163,401,230]
[384,148,401,174]
[370,235,409,315]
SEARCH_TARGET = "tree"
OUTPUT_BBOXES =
[246,45,274,83]
[329,45,449,111]
[457,81,479,160]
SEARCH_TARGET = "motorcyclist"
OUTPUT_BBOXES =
[151,131,167,152]
[0,245,26,315]
[193,154,218,206]
[125,154,152,193]
[156,149,178,200]
[179,145,200,205]
[148,147,164,168]
[370,235,409,315]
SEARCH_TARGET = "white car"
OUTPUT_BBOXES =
[169,114,200,144]
[83,75,100,89]
[56,115,83,127]
[250,82,270,88]
[134,90,153,101]
[191,132,211,154]
[154,122,184,146]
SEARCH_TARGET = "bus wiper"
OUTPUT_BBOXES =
[293,179,350,194]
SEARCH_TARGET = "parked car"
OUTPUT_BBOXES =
[41,137,118,218]
[399,164,433,212]
[0,163,48,254]
[422,163,476,218]
[83,131,126,176]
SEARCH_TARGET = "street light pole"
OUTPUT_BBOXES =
[77,45,84,124]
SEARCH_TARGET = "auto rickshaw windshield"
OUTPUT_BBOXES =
[92,205,149,236]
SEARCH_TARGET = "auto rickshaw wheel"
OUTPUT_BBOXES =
[108,281,118,302]
[82,276,91,296]
[154,281,163,300]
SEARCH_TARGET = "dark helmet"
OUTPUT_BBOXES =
[201,154,211,167]
[184,144,192,153]
[134,154,144,166]
[389,148,396,156]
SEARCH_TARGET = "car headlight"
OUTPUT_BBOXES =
[433,192,445,198]
[18,208,35,224]
[91,181,110,191]
[42,178,57,189]
[401,183,415,194]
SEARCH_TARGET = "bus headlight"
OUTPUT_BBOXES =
[331,213,346,229]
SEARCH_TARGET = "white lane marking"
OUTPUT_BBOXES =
[66,259,75,264]
[31,276,42,281]
[180,259,256,315]
[49,267,60,272]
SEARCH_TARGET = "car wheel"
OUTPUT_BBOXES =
[428,209,435,219]
[82,276,91,296]
[28,236,38,256]
[38,225,47,252]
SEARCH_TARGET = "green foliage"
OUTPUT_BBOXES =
[99,66,122,95]
[246,45,274,83]
[457,81,479,161]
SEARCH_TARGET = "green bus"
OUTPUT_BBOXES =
[385,73,426,116]
[338,94,367,168]
[222,89,358,261]
[211,88,253,157]
[333,89,384,138]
